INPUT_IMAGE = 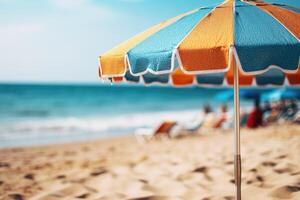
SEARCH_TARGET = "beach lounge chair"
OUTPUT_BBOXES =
[169,115,209,137]
[135,121,177,143]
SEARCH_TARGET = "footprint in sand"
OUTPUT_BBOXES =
[256,175,264,182]
[273,162,298,174]
[126,197,152,200]
[223,196,234,200]
[192,166,212,181]
[56,175,66,179]
[224,161,233,165]
[261,161,277,167]
[24,173,35,180]
[8,194,24,200]
[0,162,10,168]
[270,185,300,199]
[138,179,148,184]
[244,173,265,187]
[193,166,207,173]
[276,154,287,160]
[248,168,257,173]
[90,168,107,176]
[76,193,90,199]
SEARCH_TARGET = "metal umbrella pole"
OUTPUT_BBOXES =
[233,56,241,200]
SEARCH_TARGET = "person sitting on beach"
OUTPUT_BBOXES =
[280,99,298,121]
[240,108,250,127]
[213,104,229,129]
[289,99,299,120]
[278,100,288,120]
[262,101,272,115]
[246,99,263,129]
[177,104,216,134]
[265,102,281,124]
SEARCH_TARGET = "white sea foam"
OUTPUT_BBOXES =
[0,110,198,141]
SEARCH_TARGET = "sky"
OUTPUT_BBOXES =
[0,0,208,84]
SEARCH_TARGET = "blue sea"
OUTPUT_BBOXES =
[0,83,298,148]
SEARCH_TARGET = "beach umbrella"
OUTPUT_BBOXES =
[98,0,300,199]
[262,88,300,102]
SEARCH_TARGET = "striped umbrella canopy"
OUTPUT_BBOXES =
[99,0,300,87]
[98,0,299,199]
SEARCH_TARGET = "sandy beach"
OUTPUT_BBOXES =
[0,125,299,200]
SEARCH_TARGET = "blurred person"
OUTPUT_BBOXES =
[246,99,263,128]
[262,101,272,114]
[172,104,216,135]
[213,104,229,129]
[181,104,214,131]
[278,99,288,119]
[265,101,280,124]
[283,99,299,121]
[191,104,217,131]
[291,99,298,111]
[240,110,249,127]
[290,99,298,114]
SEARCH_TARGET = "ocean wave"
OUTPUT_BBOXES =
[0,110,197,141]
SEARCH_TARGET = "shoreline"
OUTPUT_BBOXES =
[1,125,300,199]
[0,133,131,150]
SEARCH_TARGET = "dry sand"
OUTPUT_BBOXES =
[0,125,299,200]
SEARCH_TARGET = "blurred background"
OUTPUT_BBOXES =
[0,0,299,148]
